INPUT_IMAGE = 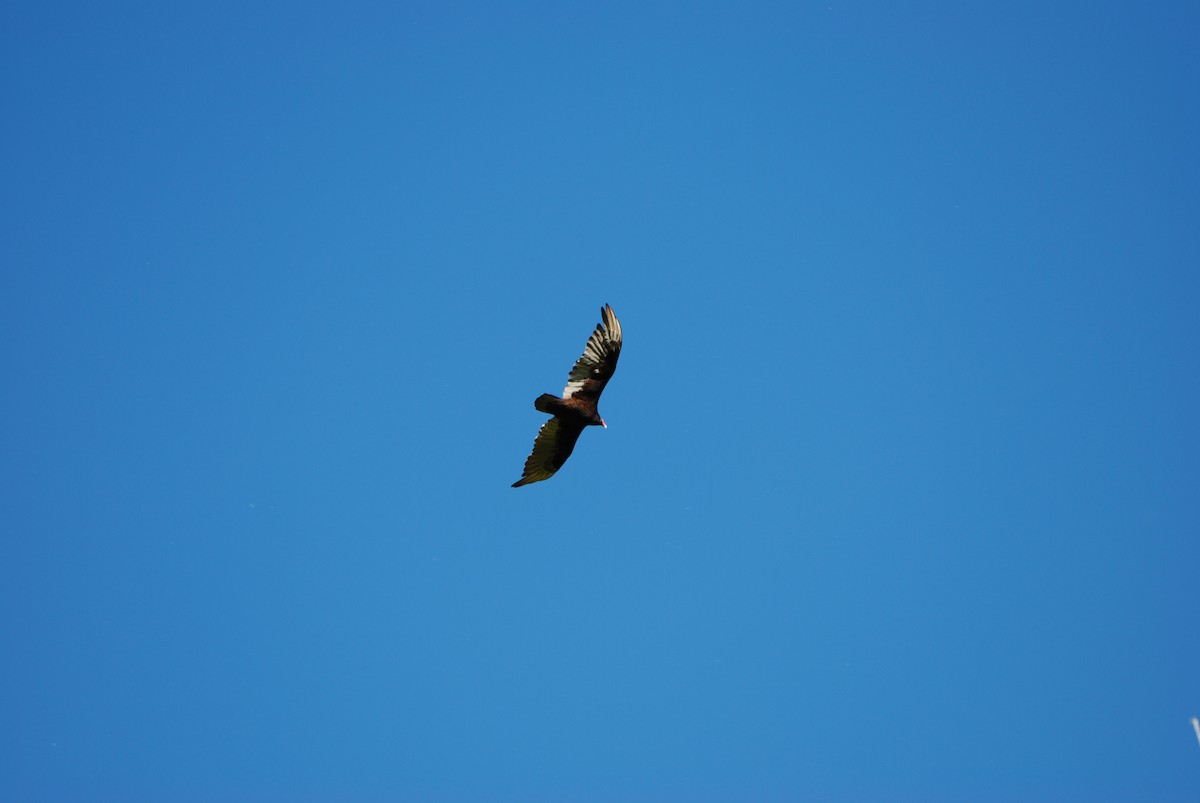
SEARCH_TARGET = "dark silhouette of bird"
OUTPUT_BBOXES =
[512,304,623,487]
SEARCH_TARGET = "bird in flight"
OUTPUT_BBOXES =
[512,304,623,487]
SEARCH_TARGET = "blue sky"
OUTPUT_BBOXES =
[2,2,1198,800]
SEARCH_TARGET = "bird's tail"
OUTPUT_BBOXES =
[534,393,562,414]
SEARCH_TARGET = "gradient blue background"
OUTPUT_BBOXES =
[3,2,1198,800]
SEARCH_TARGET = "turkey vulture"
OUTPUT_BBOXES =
[512,304,622,487]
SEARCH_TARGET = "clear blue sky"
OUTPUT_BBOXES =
[3,2,1198,800]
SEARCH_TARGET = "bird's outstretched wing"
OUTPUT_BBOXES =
[512,417,586,487]
[562,304,622,402]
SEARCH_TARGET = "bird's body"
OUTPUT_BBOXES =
[512,304,622,487]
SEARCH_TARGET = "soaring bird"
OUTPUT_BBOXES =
[512,304,623,487]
